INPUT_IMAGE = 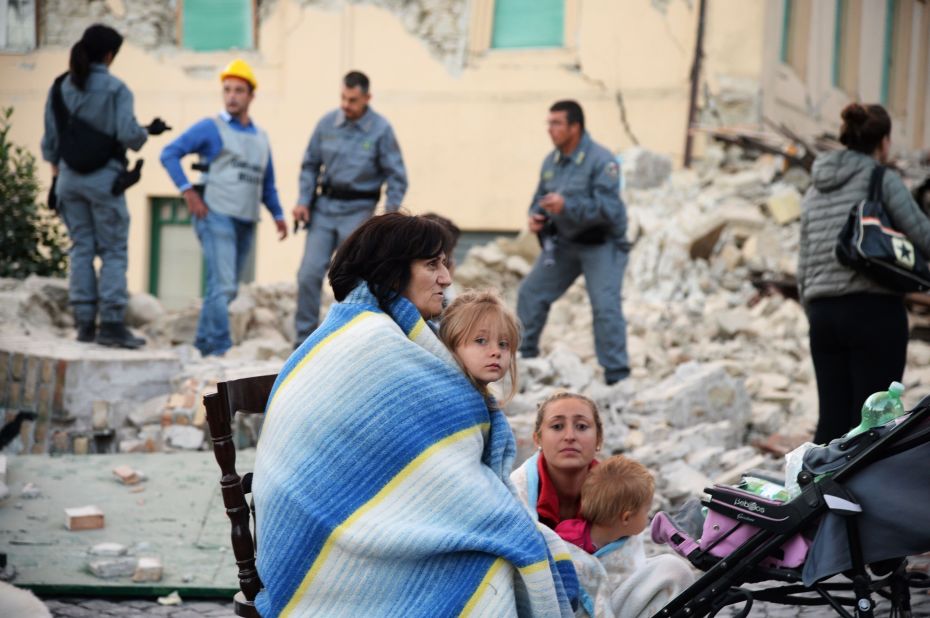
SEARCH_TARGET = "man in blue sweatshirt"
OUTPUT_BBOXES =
[160,59,287,357]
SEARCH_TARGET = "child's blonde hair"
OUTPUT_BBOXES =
[580,455,654,525]
[439,289,520,403]
[534,392,604,445]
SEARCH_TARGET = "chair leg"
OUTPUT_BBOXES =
[234,590,261,618]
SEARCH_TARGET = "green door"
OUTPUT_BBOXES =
[149,197,204,311]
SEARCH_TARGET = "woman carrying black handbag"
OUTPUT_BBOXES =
[798,103,930,444]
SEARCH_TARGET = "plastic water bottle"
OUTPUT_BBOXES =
[846,381,906,438]
[738,476,791,502]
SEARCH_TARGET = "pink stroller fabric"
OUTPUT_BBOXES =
[652,491,811,569]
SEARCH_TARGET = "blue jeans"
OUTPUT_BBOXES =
[193,210,254,356]
[517,239,630,382]
[57,169,129,324]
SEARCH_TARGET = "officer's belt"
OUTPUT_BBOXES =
[320,184,381,202]
[551,222,608,245]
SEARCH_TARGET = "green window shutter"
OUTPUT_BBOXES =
[491,0,564,49]
[880,0,895,106]
[183,0,254,51]
[780,0,793,63]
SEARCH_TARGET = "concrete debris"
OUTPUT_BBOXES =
[132,556,163,582]
[112,465,142,485]
[88,557,136,579]
[627,362,750,429]
[621,147,673,190]
[765,183,802,224]
[126,293,165,327]
[88,542,128,556]
[163,425,204,451]
[65,505,105,531]
[20,483,41,499]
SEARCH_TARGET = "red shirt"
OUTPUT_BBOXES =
[536,451,599,529]
[555,518,597,554]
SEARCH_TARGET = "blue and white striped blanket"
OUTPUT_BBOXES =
[253,283,577,617]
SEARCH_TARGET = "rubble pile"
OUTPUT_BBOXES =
[456,144,930,508]
[3,144,930,510]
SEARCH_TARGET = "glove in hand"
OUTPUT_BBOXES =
[147,117,171,135]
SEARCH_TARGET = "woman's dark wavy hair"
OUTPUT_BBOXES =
[328,212,454,312]
[839,103,891,155]
[70,24,123,91]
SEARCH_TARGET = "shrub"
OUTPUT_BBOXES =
[0,107,68,278]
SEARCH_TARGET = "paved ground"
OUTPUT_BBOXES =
[1,452,250,596]
[37,579,930,617]
[41,597,237,617]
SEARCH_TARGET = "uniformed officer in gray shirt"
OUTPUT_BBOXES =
[293,71,408,343]
[516,100,630,384]
[41,24,162,349]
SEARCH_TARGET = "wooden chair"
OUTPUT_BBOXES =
[204,373,278,618]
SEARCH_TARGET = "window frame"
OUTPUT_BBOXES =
[832,0,862,95]
[490,0,565,50]
[780,0,813,81]
[177,0,258,52]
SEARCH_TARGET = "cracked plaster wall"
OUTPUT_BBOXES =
[39,0,467,69]
[296,0,468,69]
[39,0,177,48]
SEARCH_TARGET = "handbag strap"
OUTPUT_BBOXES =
[868,165,885,203]
[50,72,70,132]
[49,71,127,167]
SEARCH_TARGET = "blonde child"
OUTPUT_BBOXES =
[555,455,694,618]
[439,289,519,404]
[556,455,654,554]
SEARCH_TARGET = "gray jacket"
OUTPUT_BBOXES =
[797,150,930,303]
[42,64,148,175]
[530,132,627,245]
[297,107,407,215]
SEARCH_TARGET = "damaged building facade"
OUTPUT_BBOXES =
[1,1,927,309]
[1,0,766,307]
[762,0,930,152]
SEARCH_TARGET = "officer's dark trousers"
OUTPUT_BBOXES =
[295,208,372,342]
[806,292,908,444]
[517,238,630,382]
[57,168,129,325]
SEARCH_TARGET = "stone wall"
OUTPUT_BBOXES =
[39,0,177,49]
[0,337,181,454]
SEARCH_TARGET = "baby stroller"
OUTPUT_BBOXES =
[651,395,930,618]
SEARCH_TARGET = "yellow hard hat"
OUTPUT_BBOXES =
[220,58,258,90]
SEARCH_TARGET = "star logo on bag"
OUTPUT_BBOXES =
[892,237,915,269]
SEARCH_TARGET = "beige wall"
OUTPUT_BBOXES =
[0,0,765,293]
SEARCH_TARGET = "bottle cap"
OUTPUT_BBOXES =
[888,381,905,397]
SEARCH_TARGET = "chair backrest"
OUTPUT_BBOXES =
[204,373,277,618]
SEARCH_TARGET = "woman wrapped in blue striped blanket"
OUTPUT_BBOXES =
[253,213,577,617]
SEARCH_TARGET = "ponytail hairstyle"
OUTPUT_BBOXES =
[839,103,891,155]
[69,24,123,91]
